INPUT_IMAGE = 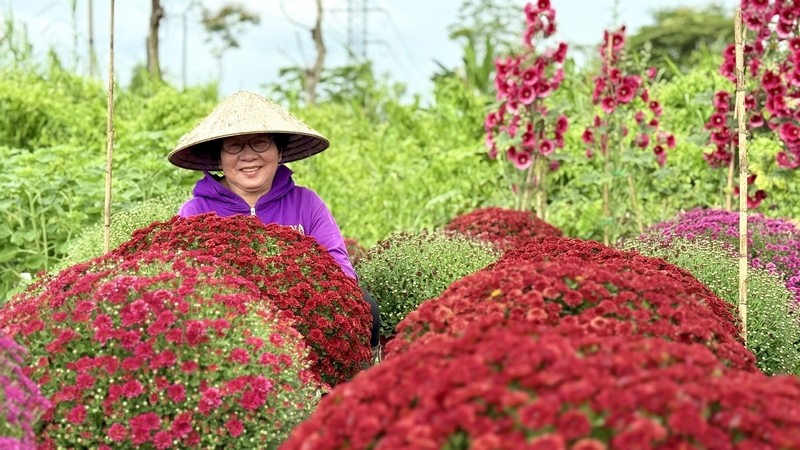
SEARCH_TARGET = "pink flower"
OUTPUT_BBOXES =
[634,111,646,124]
[513,151,533,170]
[647,67,657,79]
[779,122,800,143]
[582,129,595,144]
[167,384,186,403]
[601,97,616,114]
[67,404,86,424]
[616,85,635,103]
[634,134,650,149]
[555,115,569,134]
[553,42,568,63]
[649,101,663,117]
[762,70,782,89]
[535,80,553,98]
[653,145,666,167]
[122,380,145,398]
[519,85,536,105]
[749,113,764,128]
[76,373,95,390]
[777,151,800,168]
[107,423,128,442]
[709,112,727,129]
[225,416,245,437]
[713,91,730,110]
[153,431,172,450]
[521,67,539,86]
[539,139,555,156]
[484,112,499,131]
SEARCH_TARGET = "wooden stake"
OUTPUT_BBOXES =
[103,0,115,253]
[602,36,613,246]
[726,140,735,211]
[734,8,748,344]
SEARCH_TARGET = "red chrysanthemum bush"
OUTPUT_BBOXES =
[445,206,563,251]
[490,235,741,338]
[386,260,756,372]
[344,238,367,267]
[283,322,800,449]
[112,213,373,385]
[0,250,319,449]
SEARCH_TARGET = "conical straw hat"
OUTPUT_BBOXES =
[168,91,330,171]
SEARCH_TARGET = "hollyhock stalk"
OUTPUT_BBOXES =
[484,1,569,218]
[583,27,676,245]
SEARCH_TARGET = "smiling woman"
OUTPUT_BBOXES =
[166,90,383,365]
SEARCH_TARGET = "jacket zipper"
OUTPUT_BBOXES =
[250,207,256,216]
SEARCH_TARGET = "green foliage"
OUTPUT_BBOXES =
[0,58,219,302]
[355,230,501,337]
[54,191,191,273]
[286,73,509,247]
[622,236,800,376]
[626,5,734,77]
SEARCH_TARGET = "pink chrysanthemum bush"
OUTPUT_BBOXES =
[283,321,800,449]
[445,206,563,251]
[0,251,319,449]
[386,260,756,372]
[112,213,373,385]
[0,332,51,450]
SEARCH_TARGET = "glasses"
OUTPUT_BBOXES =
[221,136,274,154]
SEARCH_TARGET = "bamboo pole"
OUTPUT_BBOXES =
[726,141,735,211]
[734,8,748,344]
[88,0,94,77]
[103,0,115,253]
[602,37,613,246]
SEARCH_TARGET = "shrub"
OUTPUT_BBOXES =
[489,235,741,338]
[386,260,756,372]
[645,208,800,303]
[111,213,373,385]
[445,206,563,251]
[54,191,191,272]
[0,332,51,449]
[622,235,800,376]
[283,322,800,449]
[356,230,501,337]
[0,250,318,449]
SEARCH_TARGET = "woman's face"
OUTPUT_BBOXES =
[219,133,280,199]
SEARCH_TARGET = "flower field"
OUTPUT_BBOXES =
[4,0,800,448]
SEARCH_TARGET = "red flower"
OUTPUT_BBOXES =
[107,423,128,442]
[445,207,562,251]
[225,416,245,437]
[282,323,800,449]
[66,404,86,424]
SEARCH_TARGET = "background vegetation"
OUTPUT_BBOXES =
[1,2,798,302]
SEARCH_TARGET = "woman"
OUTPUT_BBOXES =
[167,90,382,365]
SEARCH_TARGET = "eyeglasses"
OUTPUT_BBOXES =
[221,136,274,154]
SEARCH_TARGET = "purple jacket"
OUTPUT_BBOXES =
[177,165,357,280]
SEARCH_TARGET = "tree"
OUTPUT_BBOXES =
[200,2,260,79]
[627,5,734,75]
[147,0,164,81]
[277,0,325,106]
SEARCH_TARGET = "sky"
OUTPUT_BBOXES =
[2,0,739,100]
